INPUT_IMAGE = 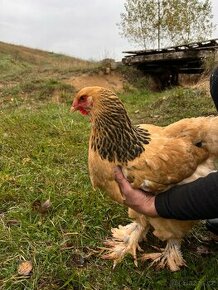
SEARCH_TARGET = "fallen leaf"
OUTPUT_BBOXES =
[41,199,52,213]
[32,199,52,214]
[17,261,33,276]
[32,199,41,211]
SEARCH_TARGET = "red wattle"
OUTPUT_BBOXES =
[79,108,89,115]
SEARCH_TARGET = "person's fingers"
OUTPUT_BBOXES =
[114,166,133,198]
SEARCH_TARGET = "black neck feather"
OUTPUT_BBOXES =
[90,98,150,163]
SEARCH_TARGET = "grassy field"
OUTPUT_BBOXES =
[0,42,218,290]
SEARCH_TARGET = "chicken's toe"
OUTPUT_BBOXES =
[101,222,147,267]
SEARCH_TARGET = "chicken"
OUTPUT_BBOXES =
[71,86,218,271]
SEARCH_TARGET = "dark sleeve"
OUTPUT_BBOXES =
[155,172,218,220]
[155,68,218,220]
[210,66,218,111]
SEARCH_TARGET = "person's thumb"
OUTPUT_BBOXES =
[114,166,125,182]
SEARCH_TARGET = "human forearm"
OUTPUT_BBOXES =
[114,167,218,220]
[155,171,218,220]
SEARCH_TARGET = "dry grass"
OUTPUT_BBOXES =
[0,41,96,68]
[0,41,101,84]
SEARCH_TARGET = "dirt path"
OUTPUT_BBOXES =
[66,71,125,92]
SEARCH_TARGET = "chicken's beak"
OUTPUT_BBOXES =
[70,99,78,112]
[70,105,76,112]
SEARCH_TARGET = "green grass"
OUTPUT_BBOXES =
[0,86,218,289]
[0,42,217,289]
[0,41,100,83]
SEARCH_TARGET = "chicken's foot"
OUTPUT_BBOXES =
[141,238,186,271]
[102,222,149,268]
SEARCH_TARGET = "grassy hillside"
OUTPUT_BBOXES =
[0,41,101,111]
[0,41,100,83]
[0,42,218,290]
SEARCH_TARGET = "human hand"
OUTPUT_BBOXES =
[114,166,158,217]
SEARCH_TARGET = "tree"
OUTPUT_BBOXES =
[118,0,215,49]
[163,0,215,44]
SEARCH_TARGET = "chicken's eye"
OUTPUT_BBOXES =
[80,95,87,102]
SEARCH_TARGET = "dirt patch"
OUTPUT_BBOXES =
[66,71,125,92]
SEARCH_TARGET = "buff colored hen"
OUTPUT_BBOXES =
[71,86,218,271]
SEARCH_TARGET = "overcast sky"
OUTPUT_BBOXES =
[1,0,218,61]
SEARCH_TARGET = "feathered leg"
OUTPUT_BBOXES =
[102,218,149,268]
[141,238,186,271]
